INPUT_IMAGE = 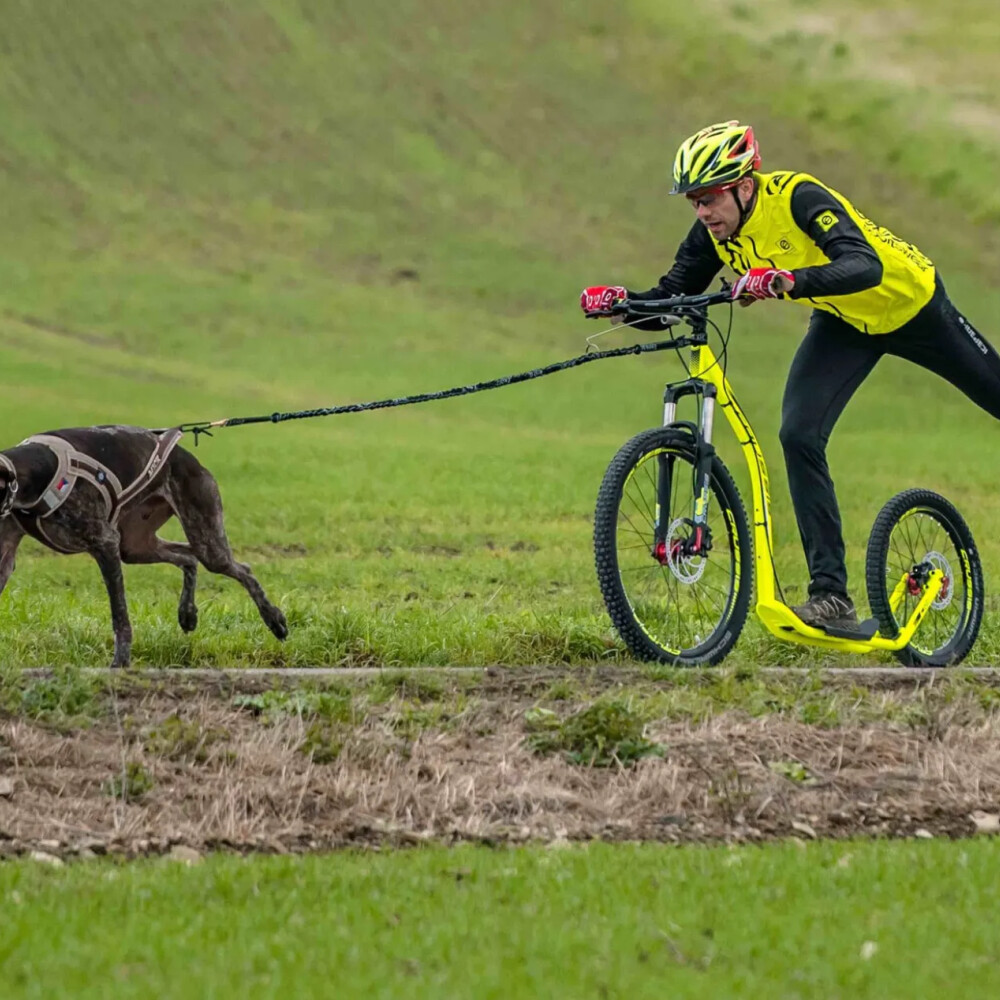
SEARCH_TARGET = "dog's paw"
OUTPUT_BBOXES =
[265,606,289,641]
[178,603,198,633]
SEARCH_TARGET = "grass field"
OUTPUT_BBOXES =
[3,839,1000,998]
[4,3,1000,992]
[2,0,1000,667]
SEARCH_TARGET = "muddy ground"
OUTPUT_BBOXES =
[1,668,999,859]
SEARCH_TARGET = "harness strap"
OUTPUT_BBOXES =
[13,429,184,525]
[114,427,183,518]
[21,434,122,520]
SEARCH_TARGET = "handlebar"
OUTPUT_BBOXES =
[583,283,733,320]
[611,286,732,317]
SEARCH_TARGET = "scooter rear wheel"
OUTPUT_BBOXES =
[865,489,983,666]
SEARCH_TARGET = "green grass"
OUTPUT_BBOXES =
[2,840,999,998]
[3,0,1000,666]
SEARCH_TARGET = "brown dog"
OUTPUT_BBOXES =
[0,425,288,668]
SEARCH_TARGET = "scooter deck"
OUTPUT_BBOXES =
[817,617,879,641]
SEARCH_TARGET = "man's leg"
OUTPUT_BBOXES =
[780,309,882,606]
[884,279,1000,419]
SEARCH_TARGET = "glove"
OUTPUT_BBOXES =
[580,285,627,315]
[731,268,795,301]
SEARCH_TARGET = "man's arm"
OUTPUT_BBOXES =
[628,221,724,300]
[786,182,882,299]
[621,222,723,329]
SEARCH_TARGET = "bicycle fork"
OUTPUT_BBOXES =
[654,380,716,565]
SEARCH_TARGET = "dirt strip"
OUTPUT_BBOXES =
[2,669,999,860]
[19,666,1000,682]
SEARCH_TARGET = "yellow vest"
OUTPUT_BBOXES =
[713,171,936,334]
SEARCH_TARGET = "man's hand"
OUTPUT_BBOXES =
[580,285,627,316]
[731,268,795,302]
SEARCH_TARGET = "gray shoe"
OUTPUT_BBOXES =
[792,592,859,630]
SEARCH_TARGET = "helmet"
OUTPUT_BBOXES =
[671,121,761,195]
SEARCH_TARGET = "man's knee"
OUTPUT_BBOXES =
[779,418,824,458]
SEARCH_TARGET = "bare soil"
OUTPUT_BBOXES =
[2,668,999,859]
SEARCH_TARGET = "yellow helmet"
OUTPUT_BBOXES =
[671,121,761,195]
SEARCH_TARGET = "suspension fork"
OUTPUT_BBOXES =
[656,380,716,552]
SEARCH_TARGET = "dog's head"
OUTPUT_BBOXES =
[0,455,18,518]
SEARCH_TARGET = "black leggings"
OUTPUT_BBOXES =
[780,278,1000,598]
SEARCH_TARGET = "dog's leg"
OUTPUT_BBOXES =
[168,450,288,640]
[119,499,200,632]
[0,518,25,597]
[90,533,133,669]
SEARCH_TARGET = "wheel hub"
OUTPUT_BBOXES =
[653,518,710,583]
[906,551,953,610]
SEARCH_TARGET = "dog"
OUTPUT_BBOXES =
[0,425,288,667]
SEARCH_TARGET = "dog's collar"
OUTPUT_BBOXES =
[0,454,18,518]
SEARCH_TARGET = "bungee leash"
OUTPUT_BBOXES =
[177,333,687,444]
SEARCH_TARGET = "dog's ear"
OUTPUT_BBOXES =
[0,473,17,517]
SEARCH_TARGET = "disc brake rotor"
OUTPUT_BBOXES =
[665,517,707,584]
[923,550,954,610]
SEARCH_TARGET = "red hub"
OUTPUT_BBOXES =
[654,527,707,565]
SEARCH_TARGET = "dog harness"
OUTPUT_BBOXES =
[8,428,184,551]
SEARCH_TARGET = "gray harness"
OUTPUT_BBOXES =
[5,429,183,552]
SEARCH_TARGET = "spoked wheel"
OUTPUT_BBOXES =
[866,489,984,666]
[594,427,752,665]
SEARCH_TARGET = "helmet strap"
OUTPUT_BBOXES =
[730,177,758,238]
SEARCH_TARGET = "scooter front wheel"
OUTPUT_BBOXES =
[594,427,753,665]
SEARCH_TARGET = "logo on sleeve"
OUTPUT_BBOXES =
[816,211,839,232]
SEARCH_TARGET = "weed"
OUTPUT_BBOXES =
[104,761,154,802]
[525,700,665,767]
[143,714,228,763]
[368,673,446,705]
[300,722,344,764]
[541,679,579,702]
[768,760,816,785]
[14,670,103,726]
[386,695,473,740]
[233,688,355,724]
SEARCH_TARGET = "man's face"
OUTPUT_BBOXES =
[686,176,754,241]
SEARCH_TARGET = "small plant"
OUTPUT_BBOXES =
[525,700,665,767]
[768,760,816,785]
[300,722,344,764]
[387,694,471,740]
[143,714,227,763]
[368,672,445,705]
[233,687,354,724]
[104,761,154,802]
[541,679,578,702]
[16,669,103,724]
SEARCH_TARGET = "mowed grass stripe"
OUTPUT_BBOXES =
[1,841,998,998]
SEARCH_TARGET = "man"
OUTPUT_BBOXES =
[581,120,1000,630]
